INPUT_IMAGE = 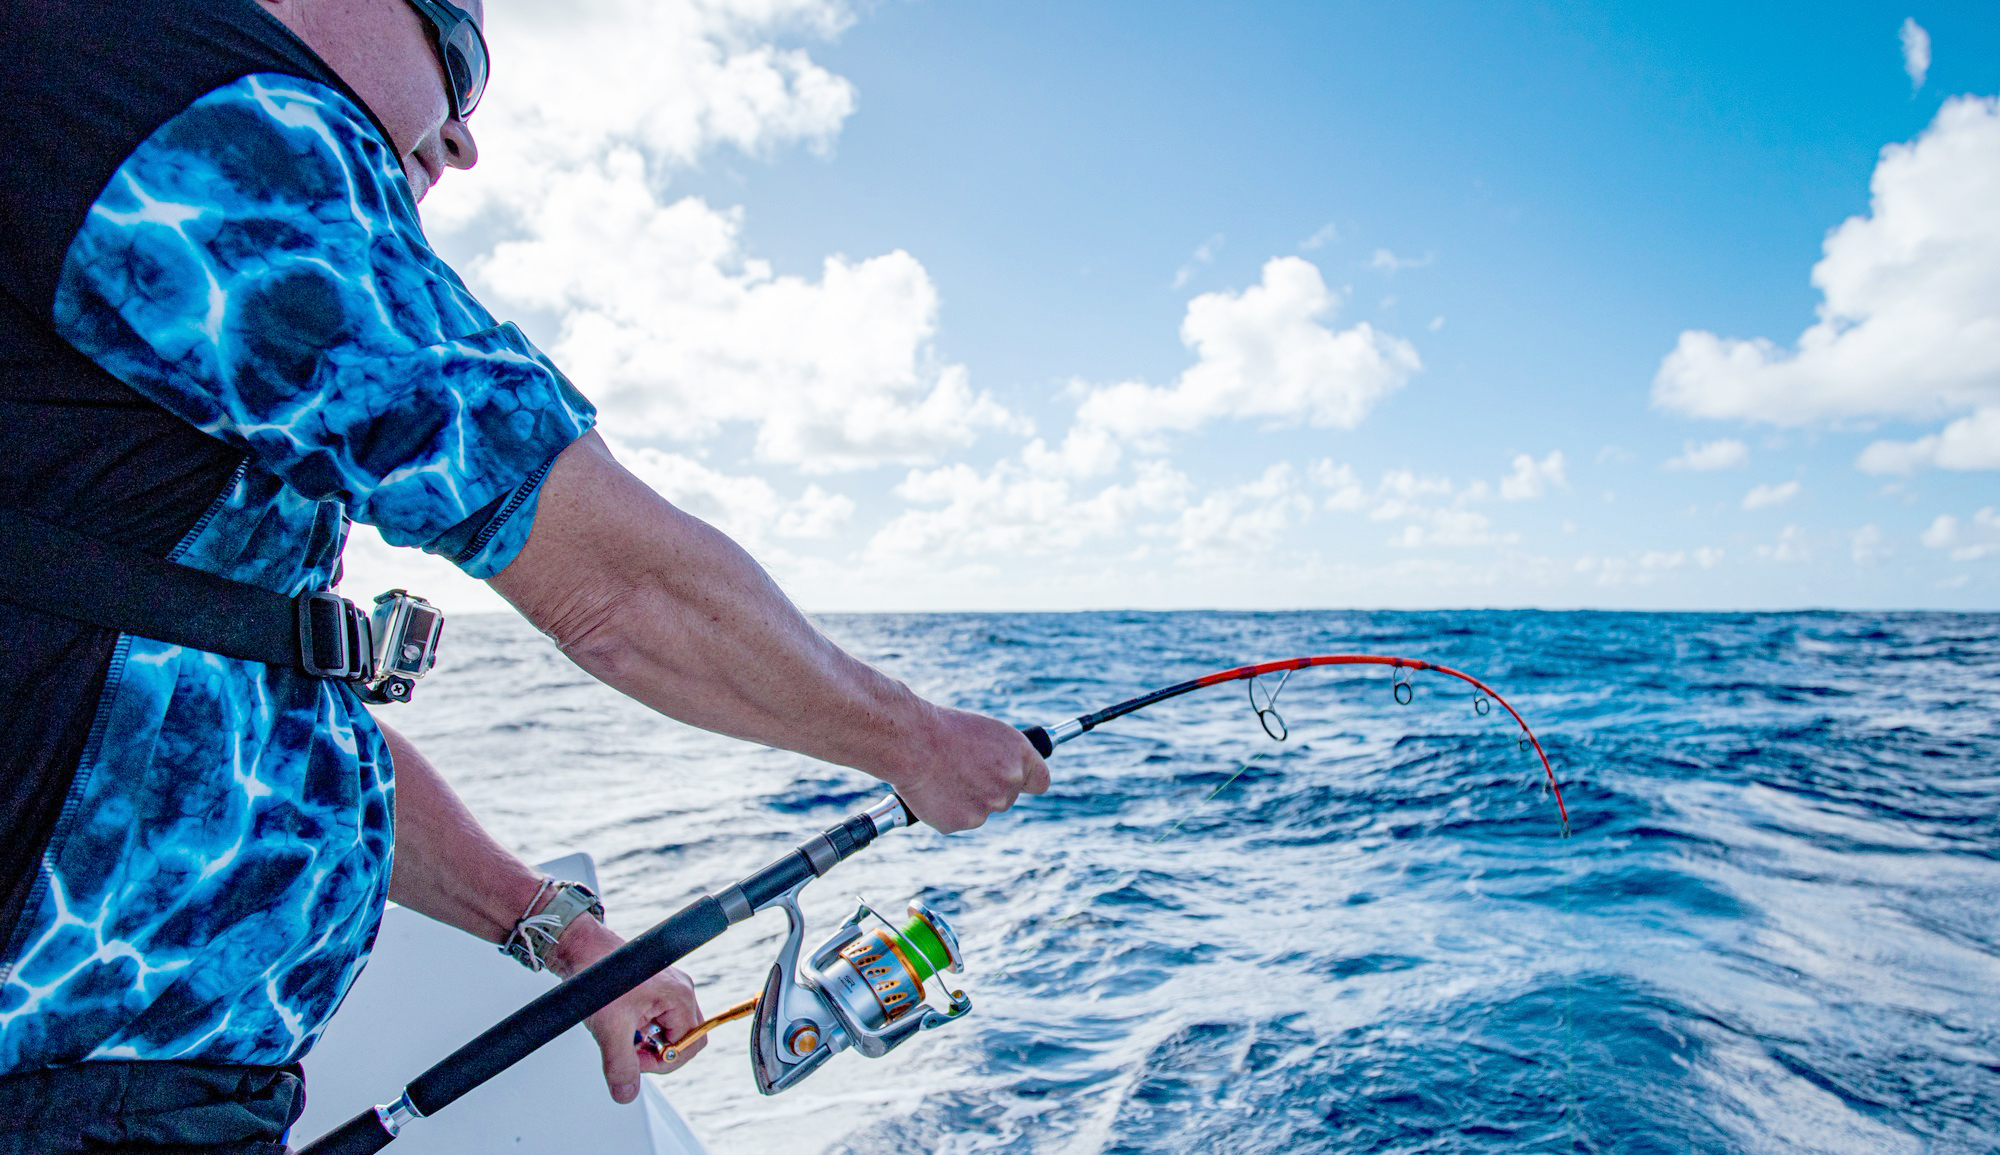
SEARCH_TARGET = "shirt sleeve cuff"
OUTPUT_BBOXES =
[425,431,585,580]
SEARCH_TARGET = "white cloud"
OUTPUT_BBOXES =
[1742,480,1802,510]
[1075,257,1420,439]
[1757,525,1811,564]
[1858,408,2000,473]
[1020,426,1124,480]
[1902,18,1931,90]
[336,524,512,613]
[1652,98,2000,471]
[1369,248,1434,273]
[420,0,1021,473]
[1311,459,1369,511]
[614,443,855,548]
[1666,438,1749,471]
[431,0,856,194]
[1499,451,1567,500]
[1171,465,1314,556]
[1694,546,1725,568]
[1851,524,1890,565]
[866,457,1190,563]
[1172,234,1227,289]
[1312,454,1564,548]
[1921,508,2000,560]
[1573,548,1701,587]
[1300,223,1340,251]
[1386,507,1512,549]
[458,158,1023,471]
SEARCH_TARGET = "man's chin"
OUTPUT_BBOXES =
[402,163,433,202]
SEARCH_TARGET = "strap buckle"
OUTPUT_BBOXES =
[296,590,376,682]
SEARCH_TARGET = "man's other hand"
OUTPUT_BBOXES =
[890,706,1051,833]
[551,917,706,1104]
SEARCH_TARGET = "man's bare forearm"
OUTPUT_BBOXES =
[378,719,708,1097]
[488,433,1046,831]
[382,718,618,978]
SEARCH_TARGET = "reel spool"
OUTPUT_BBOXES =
[751,892,971,1095]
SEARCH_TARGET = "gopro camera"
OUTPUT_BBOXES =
[364,589,443,704]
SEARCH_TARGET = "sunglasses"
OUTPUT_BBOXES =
[403,0,489,121]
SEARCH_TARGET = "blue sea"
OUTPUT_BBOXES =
[387,611,2000,1154]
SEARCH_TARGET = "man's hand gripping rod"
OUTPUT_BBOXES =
[301,794,916,1155]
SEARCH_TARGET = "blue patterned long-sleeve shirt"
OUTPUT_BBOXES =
[0,73,594,1072]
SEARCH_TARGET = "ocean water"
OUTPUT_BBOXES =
[383,611,2000,1154]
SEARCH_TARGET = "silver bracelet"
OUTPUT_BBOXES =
[501,878,605,972]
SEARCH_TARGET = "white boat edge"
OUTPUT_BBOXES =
[294,853,710,1155]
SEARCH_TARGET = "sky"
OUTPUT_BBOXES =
[339,0,2000,613]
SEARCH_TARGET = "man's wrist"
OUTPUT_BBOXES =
[868,692,944,794]
[548,913,623,979]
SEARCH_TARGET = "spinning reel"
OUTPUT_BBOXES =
[750,888,972,1094]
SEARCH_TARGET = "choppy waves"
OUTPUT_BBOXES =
[389,611,2000,1154]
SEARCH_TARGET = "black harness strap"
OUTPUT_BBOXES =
[0,505,361,675]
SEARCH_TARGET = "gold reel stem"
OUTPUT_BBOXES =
[641,995,759,1062]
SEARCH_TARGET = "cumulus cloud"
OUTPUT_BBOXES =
[1172,465,1315,556]
[1369,249,1434,273]
[1666,438,1749,471]
[1312,453,1566,548]
[1742,480,1802,510]
[1499,451,1567,500]
[1757,525,1811,564]
[430,0,856,194]
[469,164,1021,469]
[866,457,1190,563]
[1858,408,2000,473]
[423,0,1021,472]
[1902,18,1931,90]
[1573,547,1711,587]
[1921,508,2000,560]
[1851,524,1889,565]
[1652,98,2000,471]
[614,443,855,549]
[1074,257,1420,440]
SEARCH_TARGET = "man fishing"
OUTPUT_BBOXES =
[0,0,1049,1150]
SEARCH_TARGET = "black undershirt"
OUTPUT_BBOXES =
[0,0,382,953]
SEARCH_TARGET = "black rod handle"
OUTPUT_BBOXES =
[298,897,729,1154]
[298,796,911,1153]
[411,896,729,1113]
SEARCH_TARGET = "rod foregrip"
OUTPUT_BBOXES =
[405,896,730,1115]
[1018,725,1055,758]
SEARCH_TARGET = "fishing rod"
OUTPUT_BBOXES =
[1018,654,1570,835]
[303,653,1563,1152]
